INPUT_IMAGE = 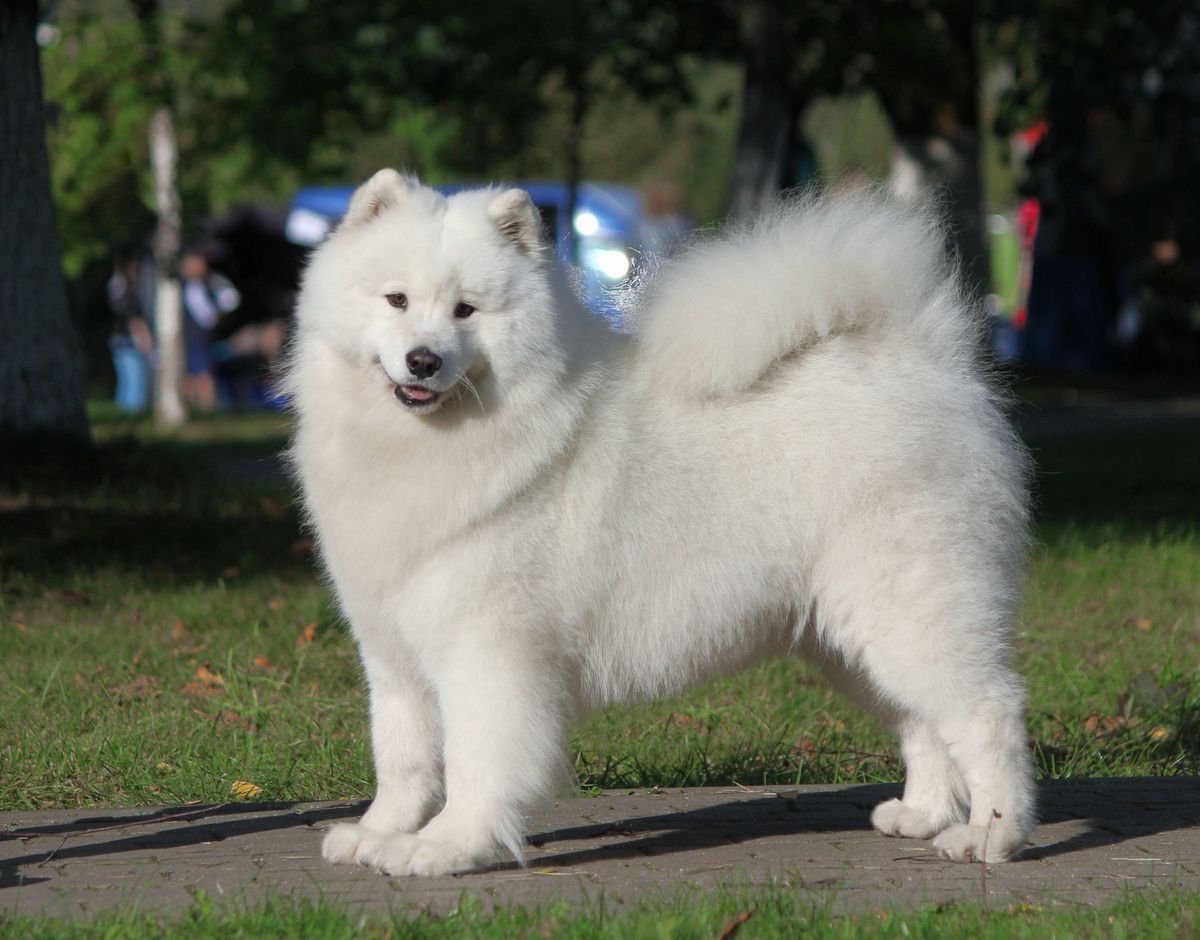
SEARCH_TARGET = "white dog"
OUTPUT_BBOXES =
[287,170,1034,875]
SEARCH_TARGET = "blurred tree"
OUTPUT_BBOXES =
[995,0,1200,370]
[131,0,187,428]
[715,0,991,293]
[0,0,90,446]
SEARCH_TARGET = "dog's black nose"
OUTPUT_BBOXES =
[405,347,442,379]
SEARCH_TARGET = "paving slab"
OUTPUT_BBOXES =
[2,778,1198,920]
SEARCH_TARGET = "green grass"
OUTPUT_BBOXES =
[3,400,1198,935]
[1,403,1198,811]
[3,887,1200,938]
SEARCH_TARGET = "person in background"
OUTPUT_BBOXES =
[180,248,240,411]
[106,246,155,412]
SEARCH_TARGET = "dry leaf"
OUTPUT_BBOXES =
[195,663,225,686]
[296,623,317,646]
[111,675,159,701]
[1083,713,1127,736]
[268,597,285,611]
[155,761,173,772]
[718,911,754,940]
[1136,618,1153,631]
[230,780,263,799]
[171,619,189,642]
[14,622,27,633]
[1149,726,1170,741]
[253,656,270,668]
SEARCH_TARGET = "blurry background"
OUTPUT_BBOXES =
[5,0,1200,431]
[0,0,1198,838]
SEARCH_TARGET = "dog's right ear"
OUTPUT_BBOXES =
[342,169,416,228]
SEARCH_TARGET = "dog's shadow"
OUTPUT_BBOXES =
[2,779,1196,888]
[517,778,1200,871]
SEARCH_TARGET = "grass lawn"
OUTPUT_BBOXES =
[3,887,1200,939]
[1,398,1198,934]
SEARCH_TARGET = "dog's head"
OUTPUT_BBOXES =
[297,170,554,417]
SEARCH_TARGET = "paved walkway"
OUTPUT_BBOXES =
[2,778,1198,920]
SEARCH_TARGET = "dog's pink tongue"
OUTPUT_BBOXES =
[401,385,435,402]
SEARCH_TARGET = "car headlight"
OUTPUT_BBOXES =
[586,248,631,281]
[285,207,332,247]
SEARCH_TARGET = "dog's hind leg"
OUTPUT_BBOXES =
[801,635,969,842]
[871,715,968,839]
[853,639,1035,862]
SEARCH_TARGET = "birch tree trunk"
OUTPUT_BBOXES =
[0,0,90,446]
[149,106,187,429]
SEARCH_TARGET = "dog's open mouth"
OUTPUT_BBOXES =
[394,384,441,408]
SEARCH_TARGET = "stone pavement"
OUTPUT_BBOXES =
[2,778,1198,921]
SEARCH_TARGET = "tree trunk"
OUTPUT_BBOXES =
[727,0,792,221]
[149,106,187,428]
[0,0,90,446]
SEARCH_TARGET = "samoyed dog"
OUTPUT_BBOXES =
[287,169,1034,875]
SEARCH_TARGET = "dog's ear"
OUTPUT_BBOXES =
[342,169,416,228]
[487,188,543,254]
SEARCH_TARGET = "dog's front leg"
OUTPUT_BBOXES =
[354,635,568,876]
[322,648,444,865]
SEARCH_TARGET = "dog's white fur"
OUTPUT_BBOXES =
[287,170,1034,875]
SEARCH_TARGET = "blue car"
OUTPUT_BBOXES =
[285,180,642,322]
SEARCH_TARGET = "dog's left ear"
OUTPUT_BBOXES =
[342,169,417,228]
[487,188,543,254]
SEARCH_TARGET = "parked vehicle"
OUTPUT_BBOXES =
[285,180,642,322]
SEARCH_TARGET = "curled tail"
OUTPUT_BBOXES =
[629,188,978,397]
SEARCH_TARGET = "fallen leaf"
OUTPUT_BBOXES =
[268,597,285,611]
[155,761,173,772]
[296,623,317,646]
[718,911,754,940]
[1149,726,1170,741]
[111,675,159,702]
[1083,713,1127,737]
[73,671,86,688]
[253,656,270,668]
[1136,618,1153,631]
[14,622,26,633]
[230,780,263,799]
[218,709,252,730]
[171,619,189,642]
[181,681,220,697]
[195,663,225,686]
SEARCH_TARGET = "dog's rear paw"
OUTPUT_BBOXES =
[356,832,478,876]
[932,823,1019,863]
[870,798,942,840]
[322,822,384,865]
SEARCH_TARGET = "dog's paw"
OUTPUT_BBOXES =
[322,822,386,865]
[932,823,1018,863]
[356,832,480,876]
[870,798,942,840]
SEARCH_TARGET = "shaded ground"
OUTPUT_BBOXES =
[3,779,1199,920]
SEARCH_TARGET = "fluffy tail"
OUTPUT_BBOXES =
[628,188,978,397]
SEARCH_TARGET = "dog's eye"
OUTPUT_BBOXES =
[385,292,408,310]
[454,302,476,319]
